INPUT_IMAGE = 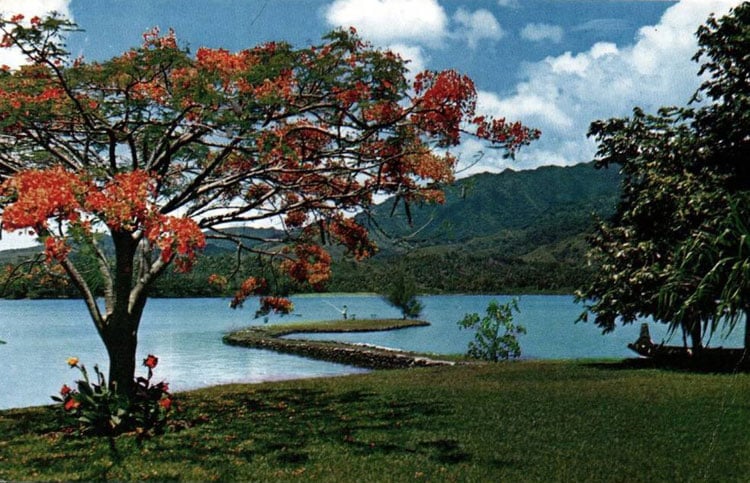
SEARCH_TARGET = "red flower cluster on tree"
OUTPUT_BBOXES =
[325,215,377,261]
[281,243,333,289]
[44,236,70,262]
[472,116,540,150]
[196,47,255,79]
[145,215,206,271]
[257,296,294,316]
[141,27,177,50]
[412,70,477,147]
[85,170,154,231]
[1,166,205,268]
[0,166,87,232]
[230,276,267,309]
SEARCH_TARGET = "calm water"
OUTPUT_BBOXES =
[0,294,743,409]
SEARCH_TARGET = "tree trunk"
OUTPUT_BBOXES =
[104,231,142,396]
[689,320,703,353]
[103,320,138,396]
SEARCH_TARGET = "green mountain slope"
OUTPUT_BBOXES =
[331,162,621,294]
[361,162,620,250]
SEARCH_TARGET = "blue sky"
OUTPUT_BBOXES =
[1,0,742,171]
[0,0,744,249]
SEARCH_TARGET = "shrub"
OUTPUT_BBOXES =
[458,299,526,361]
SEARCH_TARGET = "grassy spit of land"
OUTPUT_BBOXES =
[1,360,749,481]
[223,318,457,369]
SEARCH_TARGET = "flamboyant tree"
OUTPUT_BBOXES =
[0,14,539,393]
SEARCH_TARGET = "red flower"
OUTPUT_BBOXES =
[64,398,80,411]
[45,237,71,262]
[158,397,172,410]
[258,296,294,315]
[143,354,158,369]
[60,384,72,396]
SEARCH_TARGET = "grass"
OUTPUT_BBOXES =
[2,360,750,481]
[254,318,430,337]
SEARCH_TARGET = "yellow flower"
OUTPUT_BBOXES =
[66,357,79,367]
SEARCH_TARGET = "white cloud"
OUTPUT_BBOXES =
[325,1,505,51]
[0,0,72,69]
[0,0,70,17]
[0,231,39,251]
[548,51,590,76]
[453,8,504,49]
[478,89,574,130]
[324,0,448,46]
[521,23,564,43]
[386,43,428,76]
[590,42,618,59]
[464,0,743,172]
[497,0,519,8]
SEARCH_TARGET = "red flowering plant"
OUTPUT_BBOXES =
[52,354,174,438]
[129,354,175,436]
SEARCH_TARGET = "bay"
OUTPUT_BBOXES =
[0,294,743,409]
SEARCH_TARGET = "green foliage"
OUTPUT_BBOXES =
[53,361,129,436]
[577,3,750,349]
[52,356,174,438]
[458,298,525,361]
[382,270,423,319]
[578,107,723,343]
[666,194,750,344]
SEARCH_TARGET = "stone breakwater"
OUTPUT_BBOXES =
[223,323,456,370]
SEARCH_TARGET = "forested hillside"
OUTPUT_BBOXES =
[361,162,620,248]
[0,162,620,297]
[328,162,620,293]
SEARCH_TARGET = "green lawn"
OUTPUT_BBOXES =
[250,318,430,336]
[1,361,749,481]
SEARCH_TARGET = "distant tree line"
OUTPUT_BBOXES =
[1,244,592,299]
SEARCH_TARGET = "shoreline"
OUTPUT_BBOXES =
[223,319,459,370]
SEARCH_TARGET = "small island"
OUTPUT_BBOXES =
[224,319,457,369]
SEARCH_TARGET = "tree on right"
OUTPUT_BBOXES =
[576,3,750,352]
